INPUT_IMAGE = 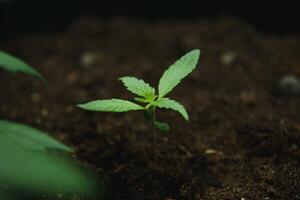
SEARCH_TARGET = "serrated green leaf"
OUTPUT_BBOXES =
[154,121,170,131]
[78,98,144,112]
[0,120,73,152]
[158,49,200,98]
[119,76,156,101]
[156,98,189,121]
[0,51,46,82]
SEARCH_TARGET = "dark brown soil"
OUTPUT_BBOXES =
[1,17,300,200]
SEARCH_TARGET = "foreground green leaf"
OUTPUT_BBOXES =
[0,137,101,197]
[156,98,189,121]
[0,51,46,82]
[0,120,73,152]
[158,49,200,98]
[0,192,11,200]
[78,98,144,112]
[119,76,156,101]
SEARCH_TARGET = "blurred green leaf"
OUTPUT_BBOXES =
[0,120,73,152]
[0,136,102,198]
[0,51,46,82]
[0,192,11,200]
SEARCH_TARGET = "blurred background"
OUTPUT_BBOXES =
[0,0,299,41]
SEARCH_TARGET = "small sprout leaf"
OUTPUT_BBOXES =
[154,121,170,131]
[158,49,200,98]
[0,51,46,83]
[119,76,155,100]
[156,98,189,121]
[0,120,73,152]
[134,97,148,103]
[78,98,144,112]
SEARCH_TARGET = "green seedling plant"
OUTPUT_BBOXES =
[78,49,200,137]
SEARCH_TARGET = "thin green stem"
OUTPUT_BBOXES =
[151,106,157,160]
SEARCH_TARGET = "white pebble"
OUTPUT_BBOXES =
[221,51,237,65]
[81,52,96,67]
[279,74,300,95]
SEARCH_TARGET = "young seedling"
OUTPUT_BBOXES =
[78,49,200,138]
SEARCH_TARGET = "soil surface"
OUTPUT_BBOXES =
[1,17,300,200]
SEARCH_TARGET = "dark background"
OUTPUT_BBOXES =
[0,0,299,40]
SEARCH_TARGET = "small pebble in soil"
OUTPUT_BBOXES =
[182,35,199,48]
[31,93,40,102]
[278,74,300,96]
[66,71,79,83]
[65,105,74,113]
[221,51,237,65]
[290,144,298,150]
[239,91,256,104]
[205,149,223,155]
[41,108,49,117]
[81,52,97,67]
